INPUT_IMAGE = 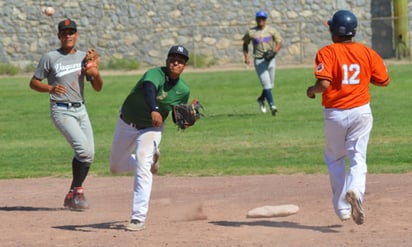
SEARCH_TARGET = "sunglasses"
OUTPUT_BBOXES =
[59,30,77,36]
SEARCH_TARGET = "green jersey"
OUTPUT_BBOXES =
[121,66,190,128]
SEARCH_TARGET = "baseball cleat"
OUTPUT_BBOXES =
[346,190,364,225]
[270,106,278,116]
[126,219,145,231]
[257,98,266,113]
[340,214,351,222]
[69,187,89,211]
[63,191,74,208]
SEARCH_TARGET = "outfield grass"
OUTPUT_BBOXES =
[0,64,411,179]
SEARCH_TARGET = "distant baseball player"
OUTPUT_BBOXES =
[306,10,389,224]
[29,19,103,210]
[242,10,282,115]
[110,45,200,231]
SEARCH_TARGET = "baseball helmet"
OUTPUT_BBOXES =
[256,10,268,19]
[328,10,357,36]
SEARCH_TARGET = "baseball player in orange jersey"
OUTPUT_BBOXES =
[306,10,389,224]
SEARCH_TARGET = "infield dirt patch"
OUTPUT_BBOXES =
[1,174,411,247]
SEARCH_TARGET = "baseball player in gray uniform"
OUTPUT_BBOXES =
[29,19,103,210]
[243,10,282,116]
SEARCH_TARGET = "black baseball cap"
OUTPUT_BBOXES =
[58,19,77,32]
[168,45,189,61]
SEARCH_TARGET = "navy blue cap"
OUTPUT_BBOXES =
[58,19,77,31]
[168,45,189,61]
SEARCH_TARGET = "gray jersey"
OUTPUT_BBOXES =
[34,49,86,103]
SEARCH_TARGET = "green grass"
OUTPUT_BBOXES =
[0,63,21,75]
[100,57,141,70]
[187,53,217,68]
[0,64,411,179]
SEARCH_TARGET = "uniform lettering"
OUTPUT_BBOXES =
[342,64,360,85]
[54,62,82,78]
[55,63,82,74]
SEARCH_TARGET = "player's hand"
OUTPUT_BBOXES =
[151,111,163,127]
[51,84,66,95]
[306,86,316,99]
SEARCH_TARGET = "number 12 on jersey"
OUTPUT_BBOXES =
[342,64,360,85]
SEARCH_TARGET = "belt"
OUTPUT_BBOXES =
[55,102,83,108]
[120,114,144,130]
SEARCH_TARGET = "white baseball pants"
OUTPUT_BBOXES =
[110,116,162,222]
[323,103,372,218]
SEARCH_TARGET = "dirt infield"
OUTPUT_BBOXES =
[1,174,411,247]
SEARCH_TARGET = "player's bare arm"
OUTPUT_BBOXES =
[306,79,330,99]
[89,73,103,92]
[242,43,250,65]
[29,76,66,95]
[273,41,282,53]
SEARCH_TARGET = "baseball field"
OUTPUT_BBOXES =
[0,64,411,246]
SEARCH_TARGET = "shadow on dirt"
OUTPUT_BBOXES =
[0,206,66,211]
[209,220,342,233]
[52,221,126,232]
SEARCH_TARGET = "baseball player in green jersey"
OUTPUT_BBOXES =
[243,10,282,116]
[110,45,190,231]
[29,19,103,210]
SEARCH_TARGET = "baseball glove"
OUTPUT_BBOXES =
[84,48,100,77]
[172,99,204,130]
[263,50,276,62]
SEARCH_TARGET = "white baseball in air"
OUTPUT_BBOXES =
[44,7,55,17]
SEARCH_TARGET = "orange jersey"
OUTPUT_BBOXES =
[315,42,389,109]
